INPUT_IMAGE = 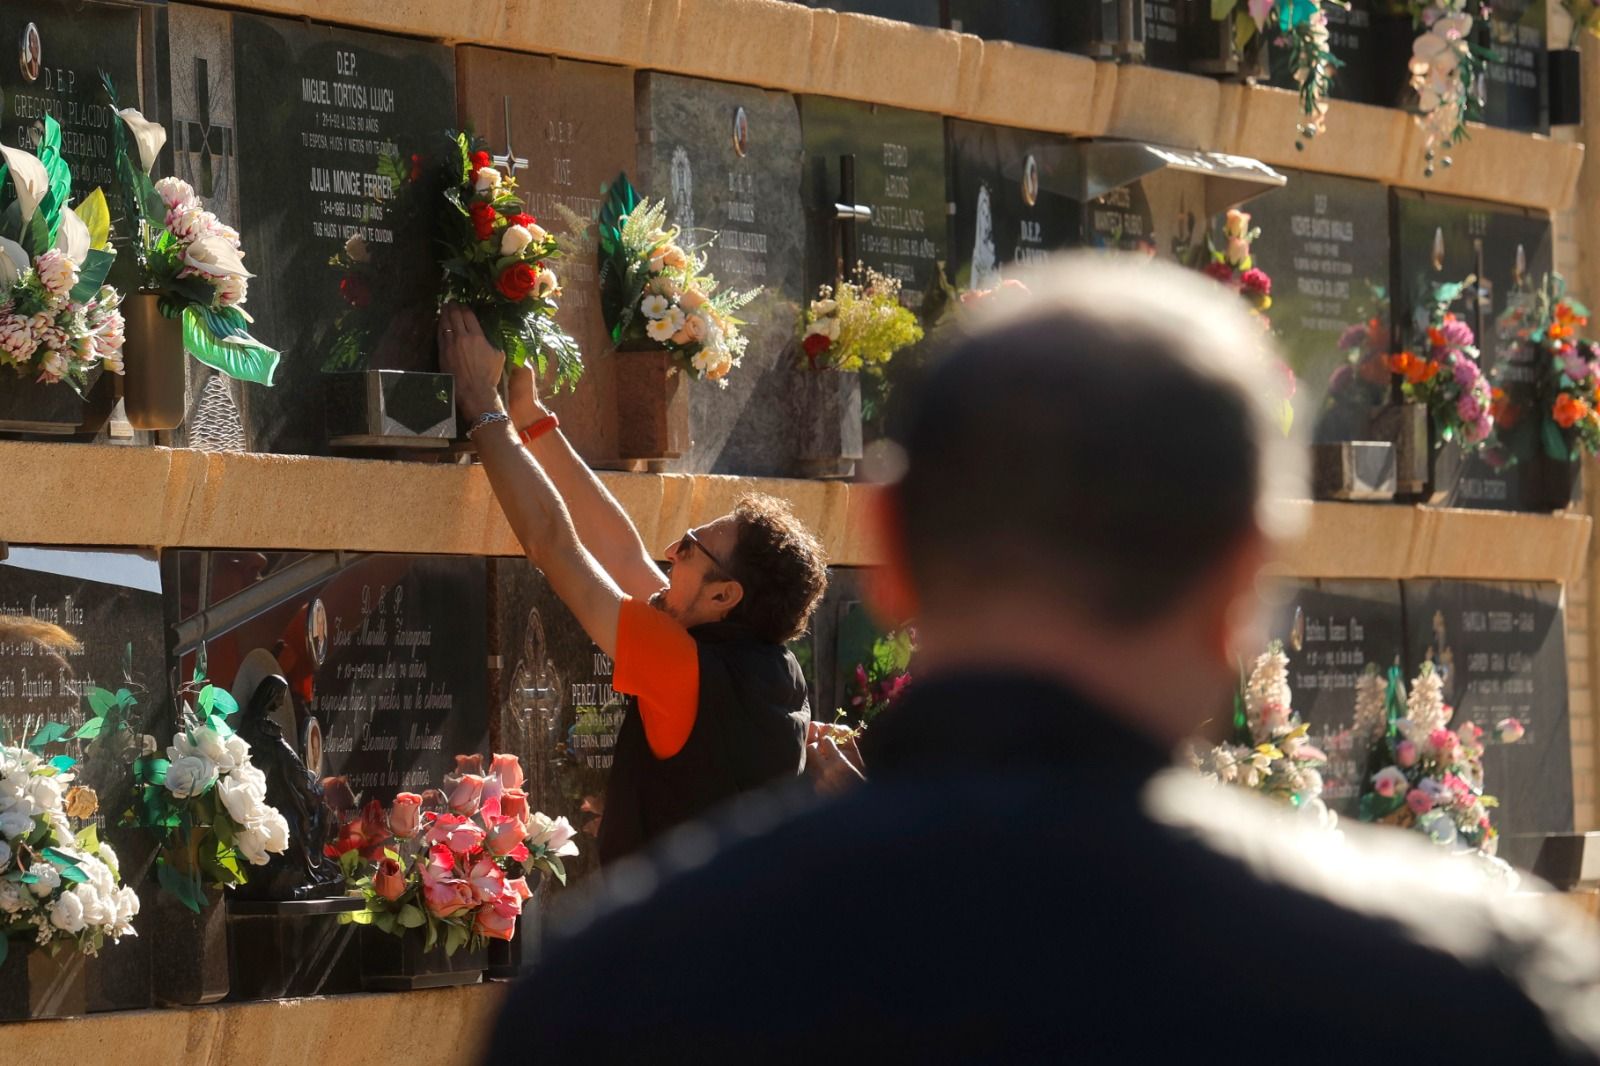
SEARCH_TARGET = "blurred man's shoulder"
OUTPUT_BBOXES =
[500,770,1600,1063]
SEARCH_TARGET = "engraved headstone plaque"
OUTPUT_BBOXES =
[1394,192,1554,510]
[1270,579,1406,816]
[800,97,948,312]
[637,73,805,476]
[1267,0,1381,105]
[211,14,456,454]
[491,558,621,889]
[0,1,140,202]
[1401,580,1572,869]
[948,120,1079,292]
[164,551,488,807]
[1243,170,1390,442]
[458,49,636,465]
[1481,0,1548,134]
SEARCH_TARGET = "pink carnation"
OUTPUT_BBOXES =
[1406,788,1434,815]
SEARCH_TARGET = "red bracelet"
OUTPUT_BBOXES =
[519,414,560,445]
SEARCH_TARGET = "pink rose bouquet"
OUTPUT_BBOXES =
[335,753,577,956]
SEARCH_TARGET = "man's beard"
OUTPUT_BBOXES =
[648,589,674,617]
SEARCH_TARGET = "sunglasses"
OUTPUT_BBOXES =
[678,529,737,582]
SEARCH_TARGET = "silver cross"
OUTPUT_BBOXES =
[491,96,529,176]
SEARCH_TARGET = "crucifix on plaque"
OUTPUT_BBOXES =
[833,154,872,286]
[182,57,233,200]
[491,96,529,177]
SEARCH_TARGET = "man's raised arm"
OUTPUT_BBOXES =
[506,366,666,603]
[440,305,628,654]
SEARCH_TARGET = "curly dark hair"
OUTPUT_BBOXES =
[724,495,829,645]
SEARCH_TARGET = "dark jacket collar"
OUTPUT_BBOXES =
[860,671,1173,781]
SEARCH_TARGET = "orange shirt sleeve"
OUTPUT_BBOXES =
[612,597,700,760]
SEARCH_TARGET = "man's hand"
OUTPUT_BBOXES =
[805,721,866,795]
[438,304,505,421]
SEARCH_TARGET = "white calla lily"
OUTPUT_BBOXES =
[0,237,28,286]
[117,108,168,174]
[53,207,90,265]
[0,145,49,225]
[182,234,253,279]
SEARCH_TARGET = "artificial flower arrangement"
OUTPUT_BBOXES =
[800,267,923,374]
[1355,661,1514,856]
[0,706,139,966]
[1403,0,1489,175]
[1388,277,1495,449]
[0,115,125,391]
[1194,209,1296,434]
[1209,0,1344,145]
[1495,274,1600,461]
[1190,642,1334,827]
[127,669,291,910]
[437,133,581,390]
[587,173,759,387]
[334,753,577,956]
[104,80,278,387]
[845,628,916,728]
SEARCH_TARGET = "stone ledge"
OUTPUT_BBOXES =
[0,444,1592,583]
[203,0,1587,214]
[16,984,504,1065]
[0,443,882,567]
[201,0,1579,212]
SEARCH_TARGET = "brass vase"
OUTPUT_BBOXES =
[122,292,187,431]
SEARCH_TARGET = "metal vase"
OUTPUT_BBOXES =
[794,368,864,479]
[122,292,188,431]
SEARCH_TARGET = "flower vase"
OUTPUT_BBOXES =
[0,363,109,437]
[1368,402,1429,501]
[794,368,864,479]
[359,926,487,991]
[1427,424,1464,507]
[122,292,188,431]
[487,873,543,980]
[0,938,88,1021]
[149,885,230,1006]
[613,343,689,465]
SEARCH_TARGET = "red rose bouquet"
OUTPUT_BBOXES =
[438,133,582,391]
[334,753,577,956]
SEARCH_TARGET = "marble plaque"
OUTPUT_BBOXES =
[1270,579,1406,815]
[1243,170,1391,443]
[637,73,805,477]
[164,551,488,807]
[800,96,948,313]
[1267,0,1381,105]
[491,559,623,888]
[1401,581,1573,867]
[1481,0,1548,134]
[217,14,455,455]
[948,120,1079,292]
[458,49,636,465]
[0,1,140,203]
[1395,192,1554,510]
[0,547,167,764]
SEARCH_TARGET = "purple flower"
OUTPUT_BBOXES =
[1562,350,1591,381]
[1451,356,1481,388]
[1458,392,1483,425]
[1338,324,1368,351]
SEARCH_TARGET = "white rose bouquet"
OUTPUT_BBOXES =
[104,76,279,387]
[131,670,290,911]
[589,172,759,387]
[0,113,126,392]
[0,730,138,967]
